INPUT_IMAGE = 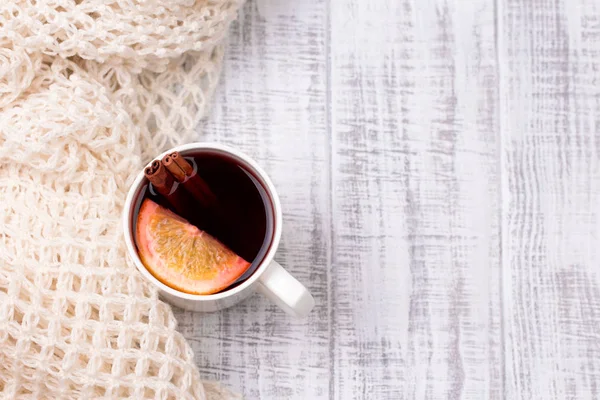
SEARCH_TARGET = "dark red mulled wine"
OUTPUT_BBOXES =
[133,151,274,290]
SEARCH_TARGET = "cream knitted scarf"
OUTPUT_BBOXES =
[0,1,244,398]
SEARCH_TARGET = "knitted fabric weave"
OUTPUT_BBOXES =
[0,1,243,398]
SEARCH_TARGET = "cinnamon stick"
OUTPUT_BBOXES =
[161,152,233,243]
[171,152,194,176]
[162,154,186,182]
[163,152,217,207]
[144,160,191,216]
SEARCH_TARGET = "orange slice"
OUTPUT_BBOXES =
[135,199,251,295]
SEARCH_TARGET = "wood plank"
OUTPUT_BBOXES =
[329,1,503,398]
[499,1,600,398]
[173,0,330,398]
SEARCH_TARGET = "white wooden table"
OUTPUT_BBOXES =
[174,0,600,398]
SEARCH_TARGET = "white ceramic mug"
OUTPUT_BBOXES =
[122,143,315,317]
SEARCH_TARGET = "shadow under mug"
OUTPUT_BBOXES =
[122,143,315,317]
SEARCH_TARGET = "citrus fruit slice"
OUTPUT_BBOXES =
[135,199,251,295]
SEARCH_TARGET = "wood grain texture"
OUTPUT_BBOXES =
[172,0,600,398]
[329,1,502,399]
[500,0,600,399]
[173,1,331,399]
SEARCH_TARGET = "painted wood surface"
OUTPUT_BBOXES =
[329,1,502,399]
[173,0,600,398]
[500,1,600,399]
[175,1,331,399]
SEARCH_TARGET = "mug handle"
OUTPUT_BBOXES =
[257,261,315,317]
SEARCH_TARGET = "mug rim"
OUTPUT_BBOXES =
[122,142,283,301]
